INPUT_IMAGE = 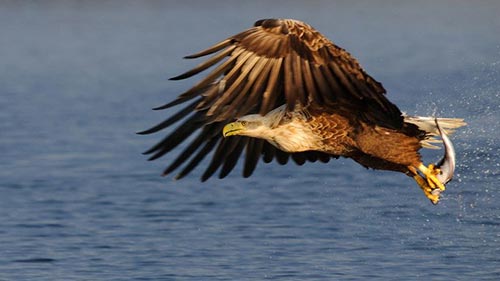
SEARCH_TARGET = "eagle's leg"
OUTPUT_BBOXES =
[417,163,445,191]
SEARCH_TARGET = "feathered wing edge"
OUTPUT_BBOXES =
[139,18,399,180]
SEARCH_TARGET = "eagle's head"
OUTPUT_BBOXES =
[222,112,282,139]
[222,105,288,138]
[222,105,318,153]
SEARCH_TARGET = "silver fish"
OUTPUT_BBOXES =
[434,118,456,185]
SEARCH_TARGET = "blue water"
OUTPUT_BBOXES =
[1,1,499,280]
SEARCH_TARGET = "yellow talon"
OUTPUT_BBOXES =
[413,174,440,204]
[418,163,445,191]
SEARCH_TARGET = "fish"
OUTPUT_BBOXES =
[431,118,457,198]
[435,118,456,185]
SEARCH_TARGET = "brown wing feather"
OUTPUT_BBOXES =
[141,18,403,180]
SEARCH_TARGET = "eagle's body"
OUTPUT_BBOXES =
[223,103,424,174]
[140,19,466,203]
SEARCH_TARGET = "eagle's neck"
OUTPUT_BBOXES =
[264,121,321,153]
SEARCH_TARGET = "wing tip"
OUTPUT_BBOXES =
[152,100,179,110]
[181,38,233,59]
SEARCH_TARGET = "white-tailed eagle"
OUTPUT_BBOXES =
[139,19,466,204]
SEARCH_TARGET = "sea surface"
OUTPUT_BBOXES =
[1,1,499,280]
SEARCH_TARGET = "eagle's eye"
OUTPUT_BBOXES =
[240,121,248,126]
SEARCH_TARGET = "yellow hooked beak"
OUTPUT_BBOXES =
[223,121,246,137]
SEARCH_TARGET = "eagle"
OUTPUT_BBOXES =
[139,19,466,204]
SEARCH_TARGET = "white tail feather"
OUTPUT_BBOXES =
[404,115,467,149]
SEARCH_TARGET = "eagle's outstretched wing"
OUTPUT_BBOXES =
[139,18,403,180]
